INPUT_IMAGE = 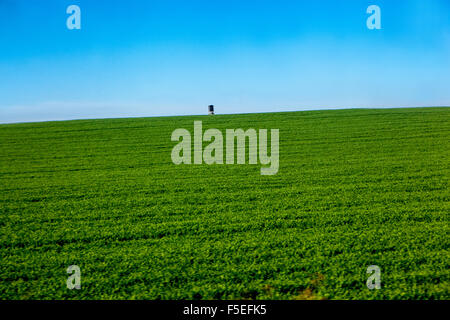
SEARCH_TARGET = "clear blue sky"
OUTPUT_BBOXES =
[0,0,449,123]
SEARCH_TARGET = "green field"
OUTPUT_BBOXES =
[0,107,449,300]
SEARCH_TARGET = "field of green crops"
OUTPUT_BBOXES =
[0,107,449,300]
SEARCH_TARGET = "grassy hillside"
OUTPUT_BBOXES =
[0,107,449,299]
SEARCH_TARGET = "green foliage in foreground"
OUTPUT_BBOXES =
[0,107,449,300]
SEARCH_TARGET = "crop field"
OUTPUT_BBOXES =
[0,107,449,300]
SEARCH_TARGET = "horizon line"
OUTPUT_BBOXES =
[1,105,449,126]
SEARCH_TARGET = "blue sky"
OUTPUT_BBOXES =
[0,0,449,123]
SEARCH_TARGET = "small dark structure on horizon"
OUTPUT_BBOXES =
[208,105,215,115]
